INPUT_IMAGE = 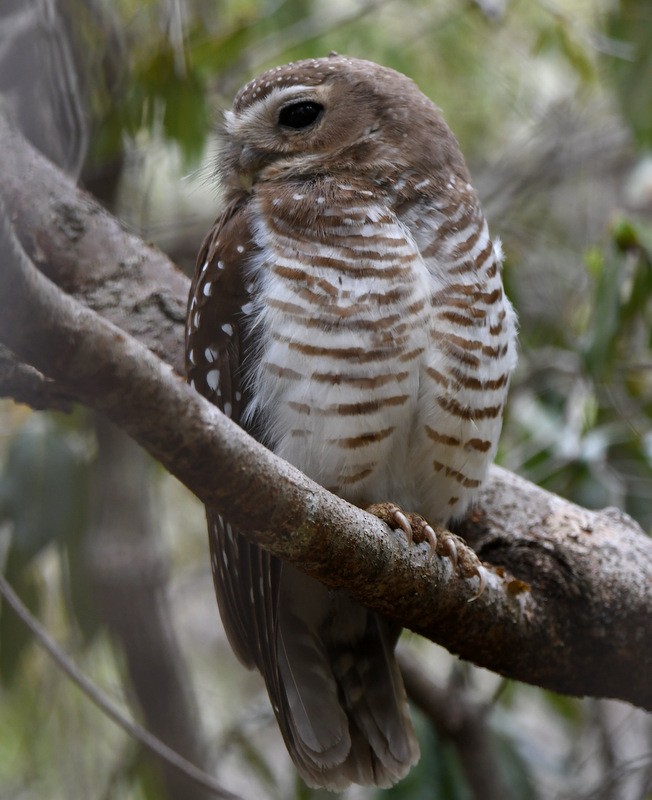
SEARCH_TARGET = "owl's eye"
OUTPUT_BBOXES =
[278,101,323,129]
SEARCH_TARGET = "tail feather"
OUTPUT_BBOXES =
[268,565,419,790]
[277,617,350,761]
[333,614,420,782]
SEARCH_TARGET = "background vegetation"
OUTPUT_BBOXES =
[0,0,651,798]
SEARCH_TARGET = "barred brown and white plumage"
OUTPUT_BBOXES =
[186,54,517,791]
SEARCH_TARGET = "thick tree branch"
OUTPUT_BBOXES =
[1,117,651,711]
[0,115,187,376]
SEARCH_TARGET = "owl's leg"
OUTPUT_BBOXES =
[366,502,487,598]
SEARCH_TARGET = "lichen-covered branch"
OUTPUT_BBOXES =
[1,117,651,712]
[0,115,187,376]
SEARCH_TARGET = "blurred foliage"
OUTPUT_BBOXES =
[79,0,614,167]
[504,214,652,528]
[1,0,652,799]
[606,0,652,148]
[383,714,473,800]
[0,413,94,684]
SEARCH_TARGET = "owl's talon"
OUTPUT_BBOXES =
[422,523,438,558]
[441,536,458,570]
[467,564,488,602]
[392,509,413,544]
[366,504,485,597]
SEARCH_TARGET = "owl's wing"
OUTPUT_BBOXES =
[186,196,252,417]
[186,197,280,673]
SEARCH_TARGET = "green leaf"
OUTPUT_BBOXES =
[606,0,652,148]
[532,16,596,84]
[0,414,98,641]
[0,552,41,685]
[553,20,596,84]
[0,416,89,564]
[611,216,641,253]
[581,249,623,379]
[223,724,279,794]
[134,44,209,164]
[380,712,472,800]
[542,691,583,725]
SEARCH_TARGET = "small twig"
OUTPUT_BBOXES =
[0,572,242,800]
[0,344,75,411]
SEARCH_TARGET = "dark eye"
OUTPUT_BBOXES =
[278,101,323,129]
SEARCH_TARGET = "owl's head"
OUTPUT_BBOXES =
[220,55,468,192]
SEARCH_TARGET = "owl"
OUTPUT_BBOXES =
[186,54,517,790]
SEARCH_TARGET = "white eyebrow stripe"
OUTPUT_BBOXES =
[226,85,323,133]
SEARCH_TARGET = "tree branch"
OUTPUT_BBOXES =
[0,115,187,376]
[0,344,74,410]
[1,116,651,711]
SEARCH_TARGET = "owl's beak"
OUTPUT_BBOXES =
[237,144,267,191]
[238,171,255,192]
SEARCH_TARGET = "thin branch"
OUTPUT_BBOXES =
[1,117,651,711]
[0,572,242,800]
[0,344,74,411]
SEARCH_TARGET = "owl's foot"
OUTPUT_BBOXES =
[366,502,487,599]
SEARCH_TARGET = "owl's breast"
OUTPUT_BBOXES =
[239,184,516,523]
[240,190,433,504]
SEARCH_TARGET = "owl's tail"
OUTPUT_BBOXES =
[272,566,420,791]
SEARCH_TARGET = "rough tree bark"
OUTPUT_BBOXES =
[1,115,651,713]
